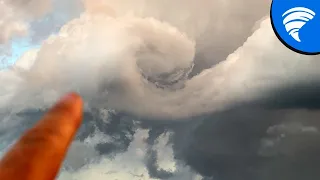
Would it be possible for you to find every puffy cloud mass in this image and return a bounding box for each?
[1,0,320,179]
[0,0,52,43]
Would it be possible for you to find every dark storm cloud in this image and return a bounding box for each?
[168,82,320,180]
[144,148,174,179]
[2,81,320,180]
[74,81,319,180]
[261,80,320,109]
[69,80,320,180]
[3,79,320,180]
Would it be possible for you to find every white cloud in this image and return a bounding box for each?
[59,130,200,180]
[2,13,319,119]
[0,0,52,44]
[1,0,320,179]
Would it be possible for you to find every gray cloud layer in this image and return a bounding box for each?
[2,0,320,180]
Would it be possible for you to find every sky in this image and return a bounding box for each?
[0,39,37,69]
[2,0,320,180]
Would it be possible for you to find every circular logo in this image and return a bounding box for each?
[271,0,320,55]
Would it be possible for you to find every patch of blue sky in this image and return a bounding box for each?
[0,0,81,70]
[0,38,40,70]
